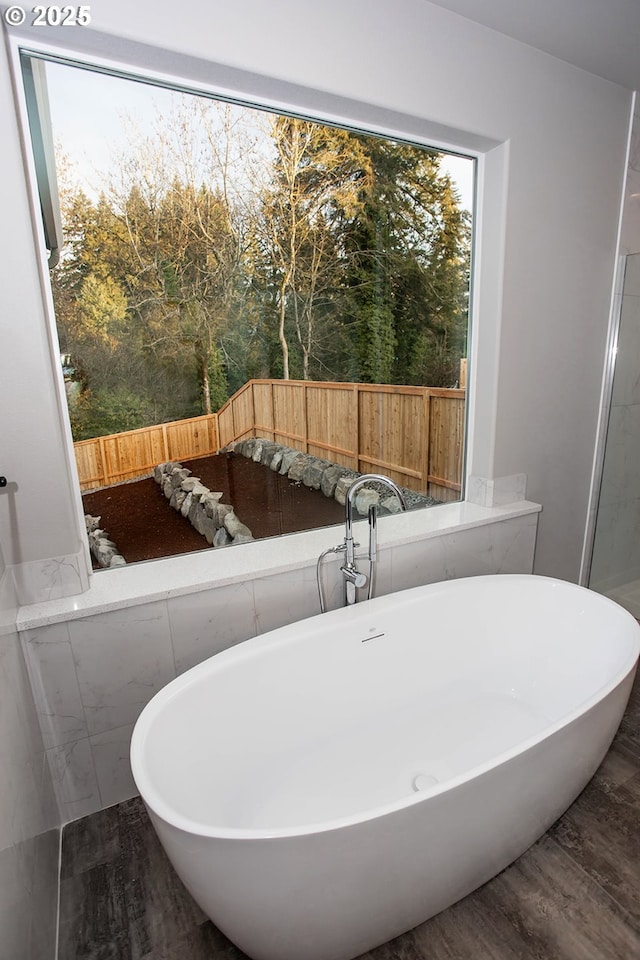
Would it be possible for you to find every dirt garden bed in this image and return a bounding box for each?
[82,450,345,567]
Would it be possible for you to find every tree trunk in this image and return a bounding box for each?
[279,278,290,380]
[200,356,212,415]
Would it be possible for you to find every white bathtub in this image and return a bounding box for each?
[130,574,639,960]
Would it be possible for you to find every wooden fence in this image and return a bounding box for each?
[75,379,466,500]
[74,414,220,492]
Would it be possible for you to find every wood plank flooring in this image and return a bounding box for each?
[58,672,640,960]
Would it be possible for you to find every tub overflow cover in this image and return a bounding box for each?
[412,773,439,792]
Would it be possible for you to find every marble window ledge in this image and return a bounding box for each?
[16,499,541,631]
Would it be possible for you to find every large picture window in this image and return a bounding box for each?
[22,52,475,569]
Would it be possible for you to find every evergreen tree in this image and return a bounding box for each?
[338,136,471,386]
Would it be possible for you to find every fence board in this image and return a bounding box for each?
[229,384,255,440]
[75,414,219,490]
[101,425,165,486]
[306,384,357,470]
[217,405,235,448]
[165,415,217,461]
[427,395,465,501]
[273,382,306,450]
[252,383,275,439]
[358,389,426,490]
[74,439,105,489]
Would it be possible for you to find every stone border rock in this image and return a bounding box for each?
[153,461,253,548]
[85,515,126,568]
[223,439,439,514]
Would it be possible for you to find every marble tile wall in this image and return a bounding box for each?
[12,548,90,607]
[0,568,60,960]
[467,473,527,508]
[22,513,538,822]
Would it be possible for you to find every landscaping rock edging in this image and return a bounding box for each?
[85,446,438,566]
[85,515,126,568]
[153,461,253,548]
[223,438,438,514]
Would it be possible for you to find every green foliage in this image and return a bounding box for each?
[353,302,396,384]
[335,135,470,386]
[69,386,157,440]
[53,99,471,441]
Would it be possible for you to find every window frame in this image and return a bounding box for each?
[9,32,495,595]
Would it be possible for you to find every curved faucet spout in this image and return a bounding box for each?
[345,473,407,536]
[343,474,407,605]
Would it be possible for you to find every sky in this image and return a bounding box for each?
[45,59,475,212]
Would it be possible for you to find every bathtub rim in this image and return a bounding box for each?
[130,574,640,841]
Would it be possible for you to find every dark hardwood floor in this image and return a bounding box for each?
[58,672,640,960]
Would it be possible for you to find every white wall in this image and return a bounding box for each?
[0,564,59,959]
[0,0,633,595]
[0,37,88,605]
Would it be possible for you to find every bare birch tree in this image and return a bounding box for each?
[259,117,367,379]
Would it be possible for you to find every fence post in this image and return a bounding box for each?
[353,384,360,472]
[210,414,219,453]
[303,382,309,453]
[98,436,108,487]
[270,381,275,441]
[422,390,431,495]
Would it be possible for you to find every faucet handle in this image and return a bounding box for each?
[340,565,368,589]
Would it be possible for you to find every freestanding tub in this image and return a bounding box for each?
[130,574,639,960]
